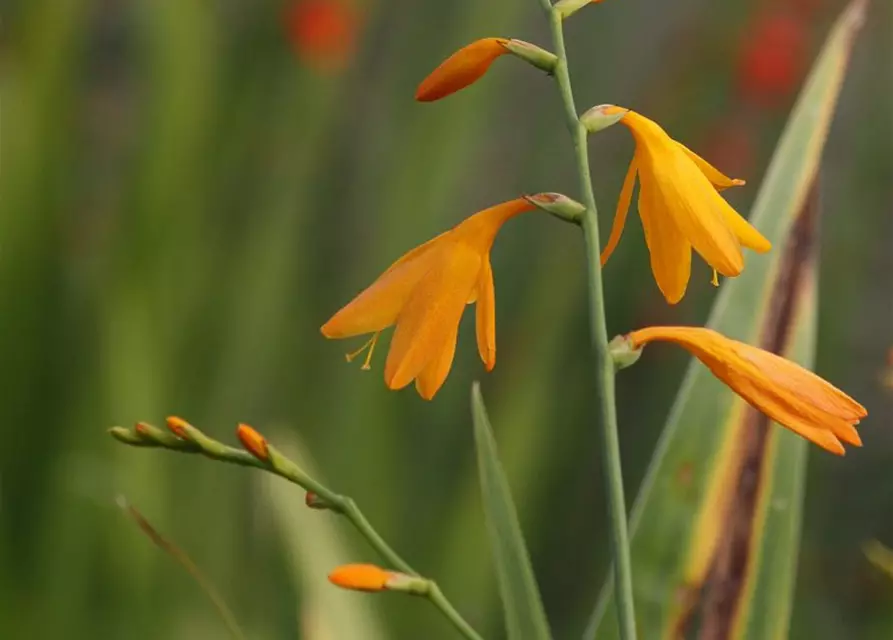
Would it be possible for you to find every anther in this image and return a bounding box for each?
[710,270,720,287]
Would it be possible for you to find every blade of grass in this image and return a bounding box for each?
[472,383,552,640]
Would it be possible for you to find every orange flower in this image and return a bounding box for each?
[328,564,395,592]
[628,327,867,455]
[416,38,509,102]
[595,106,771,304]
[322,198,534,399]
[284,0,358,72]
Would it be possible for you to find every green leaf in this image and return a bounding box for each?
[472,383,553,640]
[586,2,865,638]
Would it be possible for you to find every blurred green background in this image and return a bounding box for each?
[1,0,890,638]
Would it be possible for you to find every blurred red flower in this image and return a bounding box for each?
[737,12,808,107]
[285,0,358,72]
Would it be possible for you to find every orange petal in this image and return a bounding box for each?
[384,243,482,390]
[638,171,692,304]
[716,200,772,254]
[601,155,638,266]
[475,256,496,371]
[674,141,745,191]
[415,38,509,102]
[415,324,459,400]
[321,233,447,339]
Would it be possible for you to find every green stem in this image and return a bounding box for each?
[111,425,483,639]
[428,583,486,640]
[541,6,637,639]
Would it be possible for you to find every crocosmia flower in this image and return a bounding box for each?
[596,105,771,304]
[628,326,867,455]
[322,198,534,399]
[416,38,509,102]
[285,0,358,72]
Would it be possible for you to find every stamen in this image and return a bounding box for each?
[345,332,380,371]
[710,269,720,287]
[361,332,379,371]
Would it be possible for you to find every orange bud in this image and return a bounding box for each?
[328,564,395,592]
[416,38,509,102]
[236,423,269,461]
[166,416,192,439]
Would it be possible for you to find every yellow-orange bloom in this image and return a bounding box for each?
[328,564,395,592]
[416,38,509,102]
[597,106,771,304]
[629,326,867,455]
[321,198,534,399]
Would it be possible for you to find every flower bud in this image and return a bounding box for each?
[581,104,628,134]
[524,192,585,224]
[555,0,607,19]
[502,39,557,74]
[328,564,396,592]
[166,416,193,440]
[608,334,642,371]
[236,423,269,462]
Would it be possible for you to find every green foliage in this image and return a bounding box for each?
[472,383,552,640]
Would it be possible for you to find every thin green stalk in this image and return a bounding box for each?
[539,5,637,638]
[109,421,482,640]
[428,583,486,640]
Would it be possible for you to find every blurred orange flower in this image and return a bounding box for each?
[629,326,867,455]
[738,12,807,107]
[416,38,509,102]
[321,198,533,399]
[285,0,358,72]
[595,105,771,304]
[328,564,395,591]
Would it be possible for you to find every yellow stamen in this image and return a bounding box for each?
[345,332,380,370]
[711,269,720,287]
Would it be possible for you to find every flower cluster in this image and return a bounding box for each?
[320,10,865,457]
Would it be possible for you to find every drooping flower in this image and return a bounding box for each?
[321,198,534,399]
[594,105,771,304]
[628,326,867,455]
[284,0,358,72]
[328,564,395,592]
[416,38,510,102]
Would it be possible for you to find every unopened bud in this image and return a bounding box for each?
[609,334,643,371]
[524,192,585,224]
[305,491,332,510]
[108,426,145,446]
[236,423,269,462]
[555,0,607,20]
[328,564,396,592]
[503,39,558,75]
[581,104,628,134]
[166,416,193,440]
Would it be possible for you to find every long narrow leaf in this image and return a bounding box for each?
[472,383,553,640]
[587,2,865,638]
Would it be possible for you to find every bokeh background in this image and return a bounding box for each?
[2,0,891,638]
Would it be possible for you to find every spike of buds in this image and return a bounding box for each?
[524,192,586,224]
[581,104,628,134]
[502,39,558,74]
[236,423,269,462]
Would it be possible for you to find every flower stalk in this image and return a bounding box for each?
[539,3,637,637]
[110,420,483,640]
